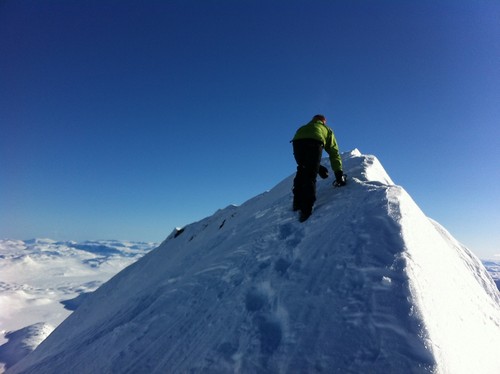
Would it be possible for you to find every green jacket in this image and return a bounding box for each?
[292,120,343,172]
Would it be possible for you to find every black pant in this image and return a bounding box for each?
[292,139,323,214]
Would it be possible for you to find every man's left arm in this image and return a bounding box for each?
[325,129,342,173]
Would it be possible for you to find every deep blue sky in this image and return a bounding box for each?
[1,0,499,258]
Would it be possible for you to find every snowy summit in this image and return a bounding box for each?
[8,150,500,374]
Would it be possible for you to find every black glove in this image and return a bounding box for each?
[318,165,329,179]
[333,170,347,187]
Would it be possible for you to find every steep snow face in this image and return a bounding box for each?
[384,188,500,374]
[9,150,500,374]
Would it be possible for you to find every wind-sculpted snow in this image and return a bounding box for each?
[8,150,500,374]
[0,324,53,372]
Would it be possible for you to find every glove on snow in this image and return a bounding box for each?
[318,165,329,179]
[333,170,347,187]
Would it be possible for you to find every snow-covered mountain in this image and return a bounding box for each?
[0,239,157,372]
[7,150,500,374]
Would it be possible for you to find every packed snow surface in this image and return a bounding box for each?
[8,150,500,374]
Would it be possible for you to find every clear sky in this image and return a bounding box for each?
[1,0,499,258]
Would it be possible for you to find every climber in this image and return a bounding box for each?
[291,114,346,221]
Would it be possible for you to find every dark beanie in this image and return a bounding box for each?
[312,114,326,122]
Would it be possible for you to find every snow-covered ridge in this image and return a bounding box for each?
[7,150,500,374]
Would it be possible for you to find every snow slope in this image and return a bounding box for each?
[483,260,500,290]
[0,239,156,372]
[8,150,500,374]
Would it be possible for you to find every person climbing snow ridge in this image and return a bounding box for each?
[291,114,346,222]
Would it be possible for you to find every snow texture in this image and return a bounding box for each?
[0,239,156,372]
[7,150,500,374]
[483,261,500,291]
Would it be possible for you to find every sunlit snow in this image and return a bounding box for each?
[4,150,500,374]
[0,239,156,372]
